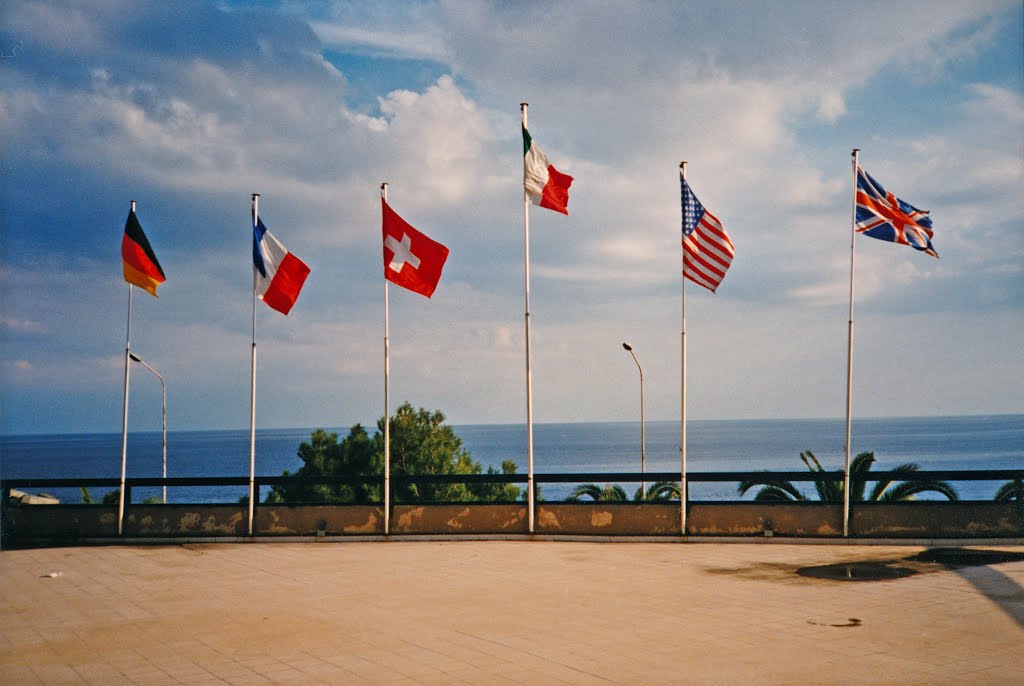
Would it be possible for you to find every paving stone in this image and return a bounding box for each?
[0,542,1021,684]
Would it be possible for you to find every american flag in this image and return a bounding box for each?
[681,175,734,293]
[855,166,937,258]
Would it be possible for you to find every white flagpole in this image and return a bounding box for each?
[843,150,859,537]
[248,193,259,536]
[520,102,536,533]
[381,182,391,536]
[117,200,135,536]
[679,163,688,536]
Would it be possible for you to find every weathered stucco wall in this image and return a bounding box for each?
[391,504,527,534]
[687,503,843,537]
[851,502,1022,538]
[3,504,118,542]
[123,505,247,537]
[536,503,681,535]
[3,501,1021,544]
[256,505,383,536]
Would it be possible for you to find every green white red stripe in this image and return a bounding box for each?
[523,126,573,215]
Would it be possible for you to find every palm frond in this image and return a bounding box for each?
[753,486,804,502]
[567,483,603,502]
[877,479,959,502]
[799,451,843,501]
[644,481,681,501]
[850,452,876,472]
[800,450,825,472]
[994,480,1024,502]
[606,484,629,501]
[738,476,806,501]
[568,483,628,502]
[867,461,918,501]
[847,452,875,502]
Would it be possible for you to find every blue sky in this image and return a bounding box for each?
[1,0,1021,434]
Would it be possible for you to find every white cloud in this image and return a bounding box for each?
[817,91,847,123]
[310,22,445,61]
[0,317,44,334]
[1,0,1020,432]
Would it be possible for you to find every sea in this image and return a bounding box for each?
[1,415,1021,505]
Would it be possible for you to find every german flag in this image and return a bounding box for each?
[122,209,166,296]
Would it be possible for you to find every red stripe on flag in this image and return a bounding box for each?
[261,251,310,315]
[122,235,166,282]
[538,164,573,215]
[684,218,734,293]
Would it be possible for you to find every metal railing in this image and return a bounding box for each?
[5,469,1020,507]
[4,467,1022,543]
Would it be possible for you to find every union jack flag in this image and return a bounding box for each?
[855,166,937,258]
[681,174,734,293]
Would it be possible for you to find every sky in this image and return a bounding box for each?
[0,0,1021,435]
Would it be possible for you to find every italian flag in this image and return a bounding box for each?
[523,126,573,215]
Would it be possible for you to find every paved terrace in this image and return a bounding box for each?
[1,541,1022,685]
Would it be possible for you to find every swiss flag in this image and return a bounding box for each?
[382,198,450,298]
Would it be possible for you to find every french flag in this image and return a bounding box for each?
[253,216,310,315]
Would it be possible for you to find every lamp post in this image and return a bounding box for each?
[622,342,646,497]
[129,352,166,504]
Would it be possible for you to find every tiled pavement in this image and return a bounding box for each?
[1,541,1022,684]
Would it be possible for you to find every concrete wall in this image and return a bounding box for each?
[536,503,680,535]
[851,502,1022,538]
[2,504,118,542]
[391,504,527,534]
[687,502,843,537]
[3,501,1021,544]
[124,505,248,537]
[256,505,384,536]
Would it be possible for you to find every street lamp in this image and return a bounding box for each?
[129,352,167,504]
[622,342,646,497]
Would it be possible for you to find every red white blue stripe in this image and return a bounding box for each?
[681,175,734,293]
[253,216,310,315]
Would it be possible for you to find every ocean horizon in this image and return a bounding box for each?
[2,414,1021,504]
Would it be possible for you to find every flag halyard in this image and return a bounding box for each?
[855,166,937,258]
[382,198,449,298]
[681,176,734,293]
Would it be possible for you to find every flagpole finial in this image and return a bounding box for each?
[130,200,136,212]
[851,148,859,157]
[252,193,260,199]
[520,102,528,109]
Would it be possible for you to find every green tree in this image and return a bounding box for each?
[469,460,524,503]
[266,426,377,504]
[737,451,959,502]
[267,402,522,504]
[80,487,161,505]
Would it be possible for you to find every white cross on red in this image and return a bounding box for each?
[384,233,420,273]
